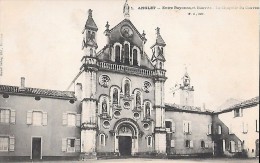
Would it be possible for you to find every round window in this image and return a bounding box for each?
[133,112,140,119]
[143,123,149,130]
[124,101,130,109]
[114,110,121,117]
[103,120,110,129]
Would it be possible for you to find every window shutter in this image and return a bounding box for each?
[172,122,176,133]
[62,138,67,152]
[190,140,193,148]
[171,140,175,147]
[9,136,15,151]
[208,124,212,135]
[76,114,81,127]
[205,141,209,148]
[245,123,248,133]
[240,108,243,117]
[5,110,10,123]
[10,110,16,124]
[42,112,48,126]
[183,122,186,133]
[27,111,33,125]
[189,122,192,133]
[75,139,80,152]
[62,113,67,125]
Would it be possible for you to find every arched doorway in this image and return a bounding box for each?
[118,126,132,156]
[114,119,139,156]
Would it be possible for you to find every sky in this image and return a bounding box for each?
[0,0,259,110]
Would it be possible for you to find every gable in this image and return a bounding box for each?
[109,19,144,49]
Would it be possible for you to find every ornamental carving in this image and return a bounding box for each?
[99,74,110,88]
[143,81,151,93]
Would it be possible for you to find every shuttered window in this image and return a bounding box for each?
[0,136,15,152]
[0,137,8,151]
[62,138,80,152]
[171,140,175,148]
[183,121,192,134]
[207,124,212,135]
[63,112,81,127]
[0,109,10,123]
[27,111,47,126]
[185,140,193,148]
[0,109,15,124]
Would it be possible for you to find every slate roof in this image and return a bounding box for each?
[151,33,166,48]
[0,85,75,100]
[165,103,213,114]
[155,34,166,46]
[84,10,98,31]
[215,96,259,114]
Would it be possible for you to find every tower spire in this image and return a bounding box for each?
[123,0,130,19]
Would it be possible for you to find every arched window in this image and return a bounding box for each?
[100,134,106,146]
[124,44,130,65]
[218,125,222,135]
[124,80,130,96]
[115,45,120,63]
[112,88,119,104]
[87,30,91,38]
[229,141,235,152]
[91,32,95,40]
[201,140,205,148]
[145,102,151,117]
[102,100,107,113]
[136,92,141,107]
[133,49,138,66]
[159,62,162,69]
[147,136,152,147]
[90,48,93,57]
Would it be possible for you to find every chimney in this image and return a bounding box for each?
[75,83,82,100]
[203,103,206,110]
[20,77,26,91]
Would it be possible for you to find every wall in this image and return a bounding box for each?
[165,110,213,156]
[95,70,155,155]
[0,93,80,158]
[216,104,259,157]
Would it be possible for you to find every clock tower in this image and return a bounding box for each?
[172,68,194,106]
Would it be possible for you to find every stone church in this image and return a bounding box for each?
[0,0,258,161]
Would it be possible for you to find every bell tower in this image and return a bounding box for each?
[80,9,98,160]
[151,27,167,155]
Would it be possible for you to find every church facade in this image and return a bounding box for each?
[0,1,259,161]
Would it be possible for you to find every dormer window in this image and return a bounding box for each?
[234,108,243,117]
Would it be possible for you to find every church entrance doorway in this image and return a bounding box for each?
[119,136,132,156]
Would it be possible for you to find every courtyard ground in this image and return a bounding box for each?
[5,158,259,163]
